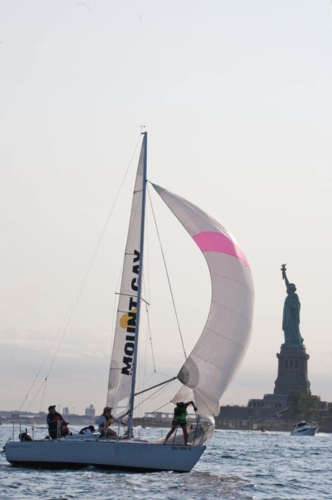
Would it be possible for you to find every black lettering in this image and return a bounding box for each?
[132,264,139,275]
[131,278,138,291]
[121,357,132,375]
[125,343,134,356]
[121,250,141,376]
[127,311,136,329]
[128,297,137,310]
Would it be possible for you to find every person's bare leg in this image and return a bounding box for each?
[182,427,188,445]
[164,425,177,443]
[107,428,117,437]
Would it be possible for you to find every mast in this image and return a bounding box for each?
[127,131,148,438]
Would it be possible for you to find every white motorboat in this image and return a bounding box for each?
[5,132,254,471]
[291,421,318,436]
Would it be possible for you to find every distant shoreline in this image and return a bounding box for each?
[2,417,331,433]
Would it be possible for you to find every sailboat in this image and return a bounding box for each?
[5,132,254,472]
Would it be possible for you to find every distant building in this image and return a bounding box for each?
[248,394,287,410]
[63,407,69,416]
[144,411,195,420]
[85,404,95,417]
[145,411,173,419]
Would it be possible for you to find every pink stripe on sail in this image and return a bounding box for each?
[193,231,250,269]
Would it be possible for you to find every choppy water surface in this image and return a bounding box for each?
[1,425,331,500]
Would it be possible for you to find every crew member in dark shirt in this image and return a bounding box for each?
[47,405,67,440]
[164,401,197,446]
[79,425,96,435]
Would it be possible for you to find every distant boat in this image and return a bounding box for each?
[5,132,254,472]
[291,421,318,436]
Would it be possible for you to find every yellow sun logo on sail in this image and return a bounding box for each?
[120,308,137,329]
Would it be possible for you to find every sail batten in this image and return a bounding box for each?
[151,183,254,421]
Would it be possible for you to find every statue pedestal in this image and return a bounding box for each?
[274,345,310,395]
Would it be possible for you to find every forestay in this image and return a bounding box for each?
[106,142,145,417]
[152,184,254,419]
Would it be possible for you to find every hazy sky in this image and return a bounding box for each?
[1,0,332,416]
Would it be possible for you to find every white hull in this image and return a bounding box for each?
[291,423,318,436]
[5,438,205,472]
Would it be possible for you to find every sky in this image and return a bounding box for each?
[1,0,332,416]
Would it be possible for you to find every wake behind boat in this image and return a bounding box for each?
[5,132,254,472]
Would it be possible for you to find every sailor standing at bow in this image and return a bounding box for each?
[164,401,197,446]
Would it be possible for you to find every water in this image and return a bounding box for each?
[1,425,331,499]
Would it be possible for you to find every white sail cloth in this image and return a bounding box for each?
[106,142,145,417]
[152,184,254,418]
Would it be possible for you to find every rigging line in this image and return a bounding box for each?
[39,377,48,413]
[137,335,141,418]
[19,326,69,410]
[138,325,150,415]
[150,377,175,400]
[142,305,149,389]
[21,134,143,411]
[140,371,155,392]
[25,378,47,412]
[110,288,118,350]
[133,378,176,411]
[147,184,187,360]
[143,195,151,306]
[139,365,178,393]
[142,208,152,389]
[142,368,178,385]
[139,369,175,392]
[149,400,173,414]
[154,370,177,379]
[44,134,143,382]
[137,300,148,415]
[145,303,156,372]
[19,372,43,412]
[134,376,177,397]
[134,383,168,412]
[19,325,67,410]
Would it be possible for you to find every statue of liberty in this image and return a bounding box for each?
[281,264,304,347]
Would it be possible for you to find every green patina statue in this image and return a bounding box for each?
[281,264,304,348]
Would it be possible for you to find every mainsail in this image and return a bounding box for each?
[106,140,146,417]
[152,184,254,418]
